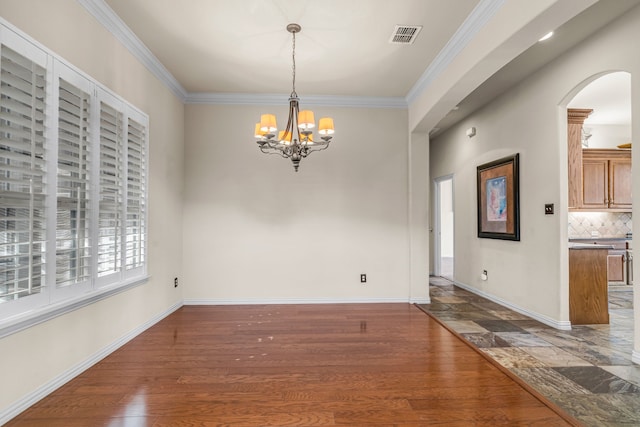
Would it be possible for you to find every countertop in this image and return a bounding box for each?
[568,243,615,250]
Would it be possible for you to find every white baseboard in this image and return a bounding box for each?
[633,350,640,365]
[0,301,182,426]
[183,297,410,305]
[453,280,572,330]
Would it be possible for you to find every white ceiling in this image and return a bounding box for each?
[97,0,640,133]
[104,0,479,97]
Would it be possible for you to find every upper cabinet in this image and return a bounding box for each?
[567,108,632,212]
[579,149,631,211]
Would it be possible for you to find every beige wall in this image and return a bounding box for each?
[430,3,640,342]
[0,0,184,414]
[183,104,413,302]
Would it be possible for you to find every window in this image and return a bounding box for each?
[0,23,149,329]
[0,45,47,305]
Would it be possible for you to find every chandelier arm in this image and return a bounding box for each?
[304,144,331,155]
[261,145,291,159]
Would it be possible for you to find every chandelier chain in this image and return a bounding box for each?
[291,30,297,97]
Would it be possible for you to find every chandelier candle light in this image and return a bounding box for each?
[254,23,335,172]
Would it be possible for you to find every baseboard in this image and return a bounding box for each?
[633,350,640,365]
[183,297,410,305]
[0,301,183,426]
[453,280,572,330]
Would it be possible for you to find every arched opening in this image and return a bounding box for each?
[564,71,633,347]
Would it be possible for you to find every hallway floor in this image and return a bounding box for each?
[419,278,639,427]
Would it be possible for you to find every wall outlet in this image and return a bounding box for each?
[360,274,367,283]
[481,270,488,281]
[174,277,178,288]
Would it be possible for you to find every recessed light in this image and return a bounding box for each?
[539,31,553,42]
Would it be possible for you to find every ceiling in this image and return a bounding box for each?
[100,0,640,133]
[104,0,479,97]
[433,0,640,135]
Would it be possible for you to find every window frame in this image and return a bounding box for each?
[0,19,149,337]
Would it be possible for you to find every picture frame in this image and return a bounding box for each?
[477,153,520,241]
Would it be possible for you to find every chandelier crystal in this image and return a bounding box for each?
[254,23,335,172]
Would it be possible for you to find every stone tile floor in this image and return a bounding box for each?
[419,277,639,427]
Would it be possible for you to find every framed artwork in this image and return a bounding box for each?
[477,154,520,241]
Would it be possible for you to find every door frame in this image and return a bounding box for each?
[434,174,454,279]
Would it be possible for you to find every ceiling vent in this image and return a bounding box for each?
[389,25,423,44]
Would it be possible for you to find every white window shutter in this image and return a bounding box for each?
[55,76,92,291]
[125,115,146,274]
[0,44,47,304]
[96,98,123,282]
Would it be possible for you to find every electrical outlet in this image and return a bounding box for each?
[360,274,367,283]
[481,270,488,281]
[174,277,178,288]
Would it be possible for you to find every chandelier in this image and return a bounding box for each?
[254,23,335,172]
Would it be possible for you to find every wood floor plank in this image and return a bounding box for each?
[5,304,577,426]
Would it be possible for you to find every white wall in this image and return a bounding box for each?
[430,3,640,341]
[183,104,412,302]
[586,124,631,148]
[0,0,184,416]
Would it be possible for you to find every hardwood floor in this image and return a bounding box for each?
[7,304,577,426]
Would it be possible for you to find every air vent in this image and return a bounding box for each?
[389,25,423,44]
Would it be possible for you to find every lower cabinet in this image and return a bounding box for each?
[607,250,625,282]
[569,248,609,325]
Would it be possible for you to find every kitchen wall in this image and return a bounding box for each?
[585,124,632,148]
[568,212,632,238]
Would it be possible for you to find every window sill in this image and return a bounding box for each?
[0,275,150,339]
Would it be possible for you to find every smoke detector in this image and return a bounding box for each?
[389,25,423,44]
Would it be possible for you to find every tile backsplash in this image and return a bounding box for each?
[568,212,632,239]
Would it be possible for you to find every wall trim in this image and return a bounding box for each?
[406,0,505,104]
[183,297,410,305]
[453,280,572,330]
[0,301,183,426]
[77,0,188,101]
[633,350,640,365]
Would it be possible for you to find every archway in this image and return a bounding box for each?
[563,71,635,362]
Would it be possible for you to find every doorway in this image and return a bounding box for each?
[435,175,454,280]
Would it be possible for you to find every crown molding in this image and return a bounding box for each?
[77,0,188,101]
[186,92,407,108]
[405,0,505,104]
[78,0,499,109]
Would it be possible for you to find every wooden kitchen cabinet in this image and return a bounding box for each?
[609,158,632,208]
[569,247,609,324]
[607,251,625,282]
[578,149,631,211]
[582,157,608,208]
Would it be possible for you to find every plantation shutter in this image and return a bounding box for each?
[125,117,146,272]
[97,101,123,279]
[56,78,91,288]
[0,45,47,303]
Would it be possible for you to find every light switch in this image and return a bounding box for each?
[545,203,554,215]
